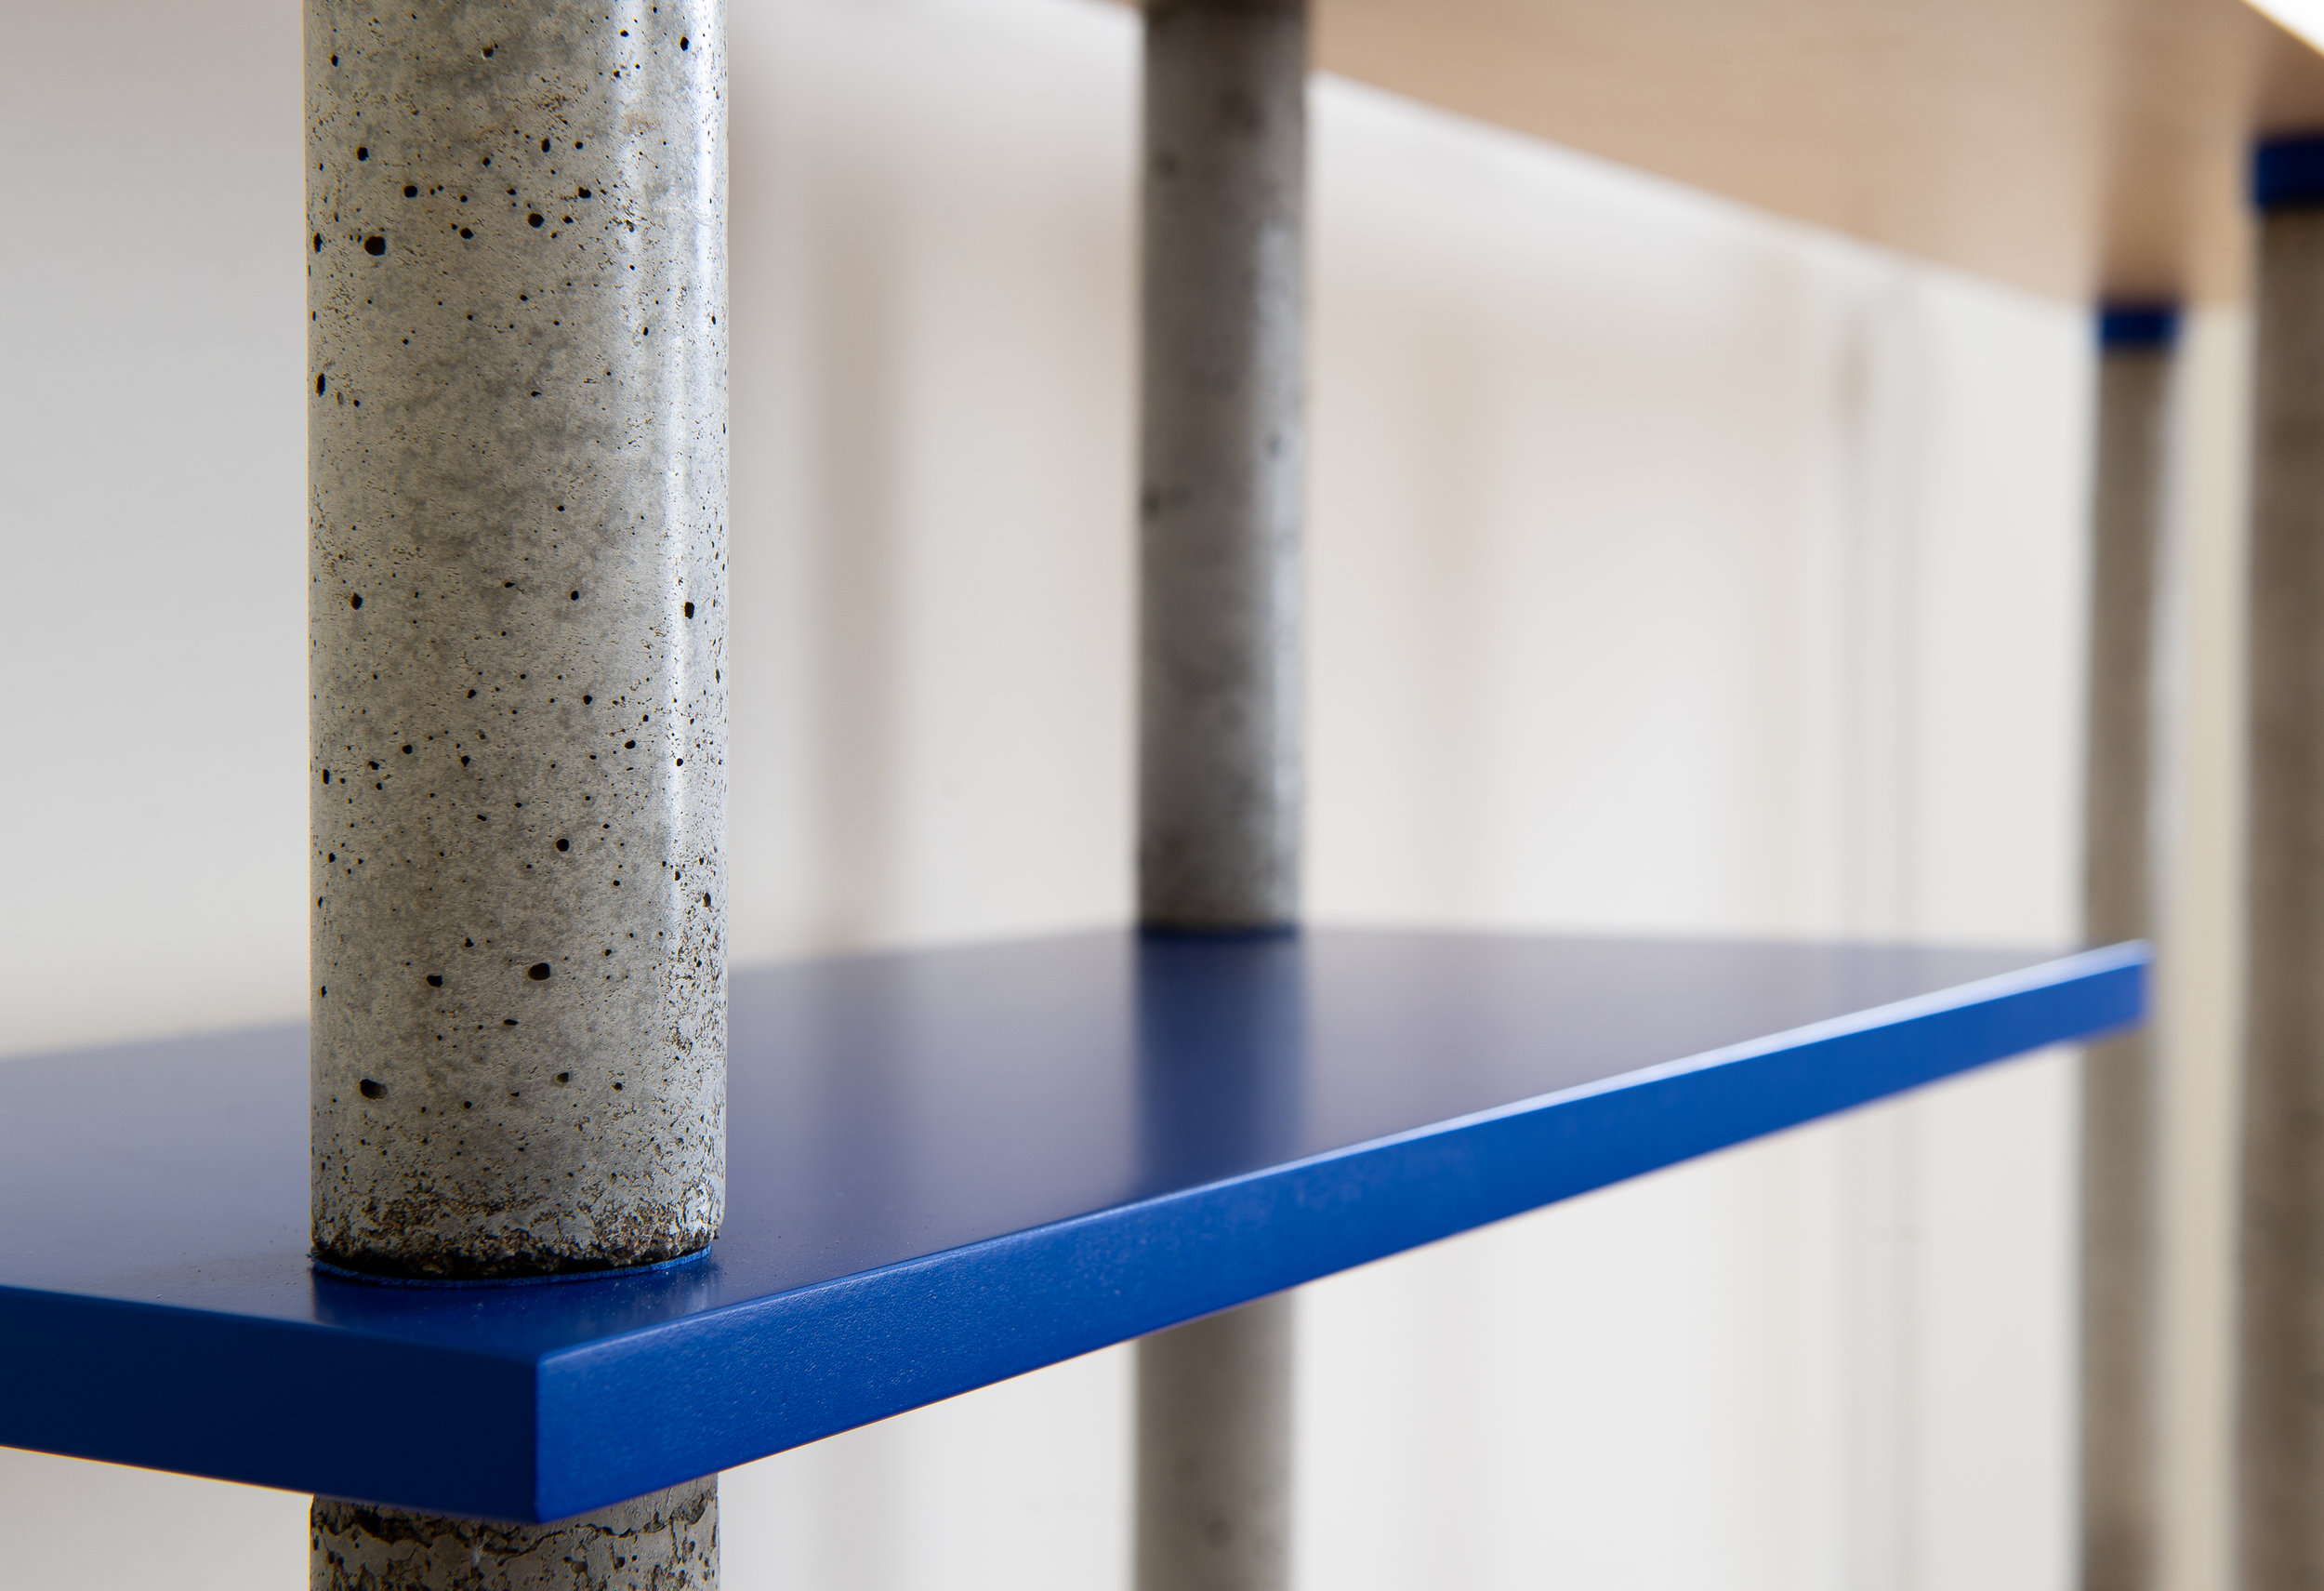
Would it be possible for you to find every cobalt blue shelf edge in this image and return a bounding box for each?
[0,928,2146,1522]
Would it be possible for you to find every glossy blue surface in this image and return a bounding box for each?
[0,928,2143,1522]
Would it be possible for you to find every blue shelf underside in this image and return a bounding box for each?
[0,928,2144,1522]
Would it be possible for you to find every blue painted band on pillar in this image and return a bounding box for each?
[2254,136,2324,210]
[2098,306,2180,350]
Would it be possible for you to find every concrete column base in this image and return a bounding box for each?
[310,1478,716,1590]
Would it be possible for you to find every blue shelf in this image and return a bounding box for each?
[0,928,2142,1522]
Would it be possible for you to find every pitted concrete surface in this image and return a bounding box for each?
[2241,206,2324,1591]
[308,0,727,1278]
[311,1479,716,1590]
[1137,0,1307,930]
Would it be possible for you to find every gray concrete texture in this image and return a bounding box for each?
[1136,7,1306,1588]
[307,0,728,1279]
[2242,205,2324,1591]
[2080,339,2171,1591]
[1138,1295,1295,1591]
[1137,0,1308,930]
[311,1480,716,1590]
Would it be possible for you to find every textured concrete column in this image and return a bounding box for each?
[2080,305,2174,1591]
[306,1,724,1581]
[311,1479,716,1590]
[2240,138,2324,1591]
[1137,0,1306,932]
[308,0,726,1279]
[1136,5,1306,1591]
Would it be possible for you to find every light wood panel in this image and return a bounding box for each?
[1130,0,2324,299]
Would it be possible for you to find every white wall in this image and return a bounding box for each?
[0,0,2113,1586]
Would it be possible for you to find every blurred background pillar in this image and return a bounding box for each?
[2238,136,2324,1591]
[2080,304,2176,1591]
[1135,1,1307,1588]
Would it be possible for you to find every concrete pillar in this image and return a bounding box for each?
[2239,136,2324,1591]
[1135,4,1306,1590]
[311,1479,716,1589]
[1137,0,1307,933]
[1138,1295,1296,1591]
[307,0,726,1279]
[305,0,724,1581]
[2080,305,2175,1591]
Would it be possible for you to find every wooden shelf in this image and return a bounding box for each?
[0,928,2141,1522]
[1128,0,2324,299]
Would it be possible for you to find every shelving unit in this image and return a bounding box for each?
[24,0,2317,1575]
[0,928,2140,1521]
